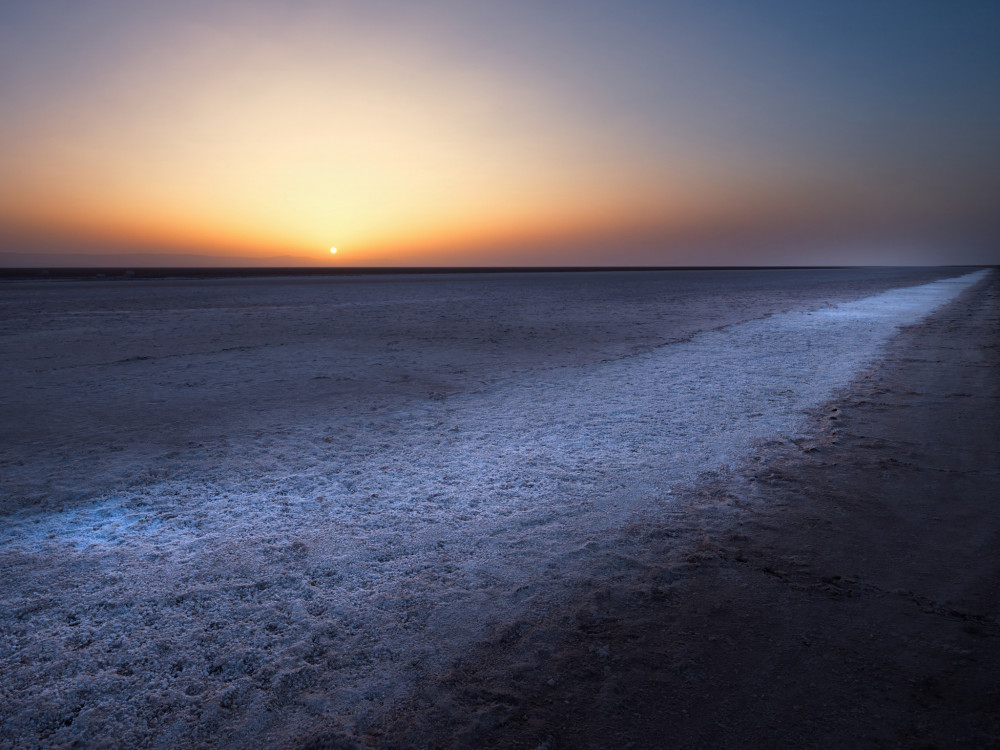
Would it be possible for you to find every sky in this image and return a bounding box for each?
[1,0,998,267]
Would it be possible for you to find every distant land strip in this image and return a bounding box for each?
[1,265,992,281]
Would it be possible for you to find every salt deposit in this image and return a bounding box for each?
[0,268,988,747]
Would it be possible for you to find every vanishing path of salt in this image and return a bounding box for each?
[0,270,988,748]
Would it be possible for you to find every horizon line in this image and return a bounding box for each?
[2,264,992,281]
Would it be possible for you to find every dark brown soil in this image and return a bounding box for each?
[374,273,1000,749]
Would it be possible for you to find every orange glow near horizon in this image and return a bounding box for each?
[2,3,997,266]
[0,6,819,266]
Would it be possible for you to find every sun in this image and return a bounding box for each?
[329,247,337,254]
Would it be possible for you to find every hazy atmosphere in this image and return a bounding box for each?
[2,3,999,749]
[1,0,998,266]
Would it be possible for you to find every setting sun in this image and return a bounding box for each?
[0,2,996,268]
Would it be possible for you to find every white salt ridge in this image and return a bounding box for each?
[0,269,988,747]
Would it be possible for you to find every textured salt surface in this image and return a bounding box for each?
[0,268,965,509]
[0,268,988,747]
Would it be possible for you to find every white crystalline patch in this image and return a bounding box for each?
[0,269,988,747]
[1,270,987,554]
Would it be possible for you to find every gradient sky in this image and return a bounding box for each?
[1,0,998,266]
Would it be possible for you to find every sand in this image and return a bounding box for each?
[0,267,996,748]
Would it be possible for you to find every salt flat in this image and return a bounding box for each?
[0,267,990,747]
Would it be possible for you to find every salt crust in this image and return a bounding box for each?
[0,269,988,747]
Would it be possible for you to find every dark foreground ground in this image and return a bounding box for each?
[358,274,1000,749]
[0,270,995,748]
